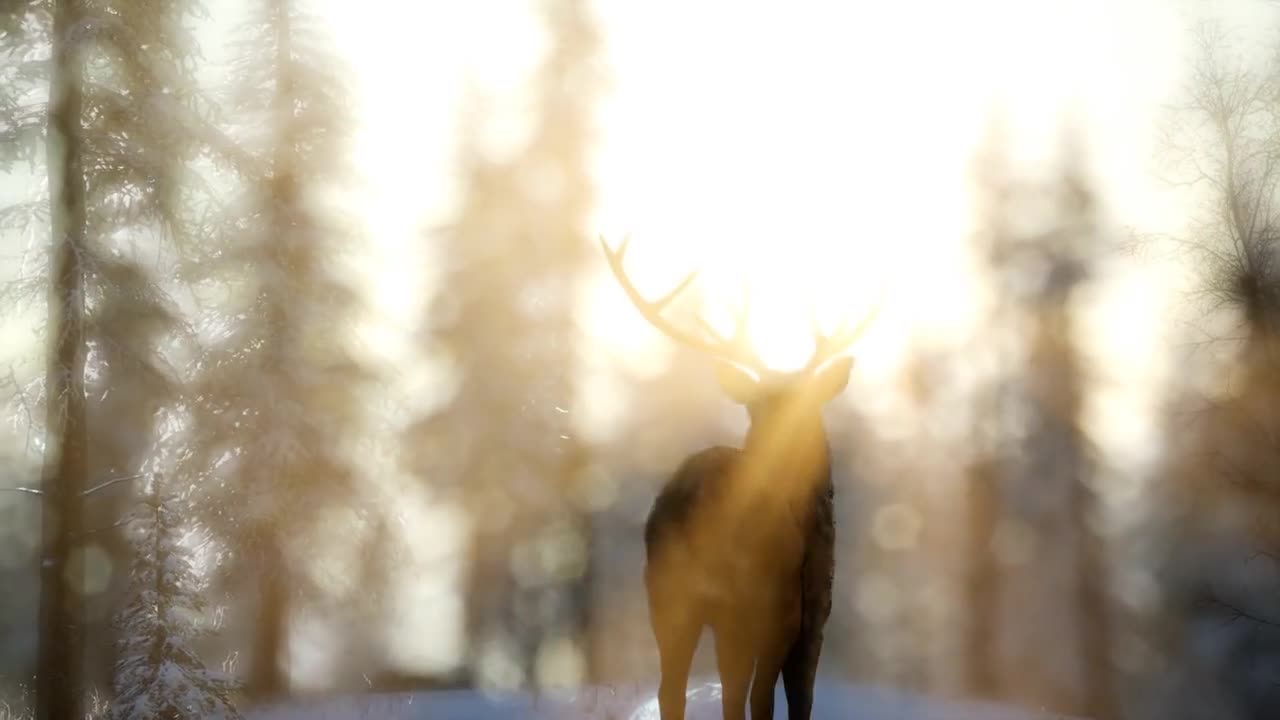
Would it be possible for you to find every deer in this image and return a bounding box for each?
[599,236,879,720]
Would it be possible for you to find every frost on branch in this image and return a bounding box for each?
[107,474,242,720]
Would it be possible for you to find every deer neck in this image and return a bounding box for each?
[738,415,832,507]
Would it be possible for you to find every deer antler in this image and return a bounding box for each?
[599,235,771,376]
[805,290,884,371]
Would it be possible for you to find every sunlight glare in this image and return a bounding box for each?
[583,0,1185,386]
[307,0,1199,677]
[586,1,985,376]
[321,0,548,365]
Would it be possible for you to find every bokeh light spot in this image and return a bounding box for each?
[534,635,585,688]
[991,519,1038,567]
[67,544,113,596]
[871,502,922,552]
[855,571,898,623]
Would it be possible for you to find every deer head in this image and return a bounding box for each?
[599,234,879,436]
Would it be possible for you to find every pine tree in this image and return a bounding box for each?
[2,0,228,711]
[1021,152,1117,720]
[183,0,371,698]
[967,123,1117,718]
[106,474,241,720]
[76,0,219,687]
[406,0,603,689]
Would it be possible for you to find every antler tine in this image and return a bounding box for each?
[696,283,751,342]
[809,306,824,342]
[599,235,756,368]
[652,271,700,311]
[695,282,771,376]
[808,293,884,369]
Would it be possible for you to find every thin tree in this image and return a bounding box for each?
[34,1,92,716]
[1157,21,1280,351]
[963,118,1013,701]
[1145,20,1280,716]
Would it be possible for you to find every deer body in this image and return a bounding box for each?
[645,372,842,720]
[598,235,875,720]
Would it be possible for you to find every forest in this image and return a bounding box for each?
[2,0,1280,719]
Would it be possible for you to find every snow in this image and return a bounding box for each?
[247,678,1084,720]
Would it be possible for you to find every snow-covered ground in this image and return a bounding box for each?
[247,678,1084,719]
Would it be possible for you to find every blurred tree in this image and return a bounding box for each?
[968,121,1118,719]
[826,343,950,691]
[1022,151,1117,720]
[893,343,979,694]
[406,0,603,690]
[962,118,1015,703]
[181,0,370,699]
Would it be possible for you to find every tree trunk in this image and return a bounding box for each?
[244,0,295,699]
[36,1,89,718]
[565,447,595,684]
[965,455,1000,699]
[1044,304,1118,720]
[1075,481,1118,720]
[247,542,289,698]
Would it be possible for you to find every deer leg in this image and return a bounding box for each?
[749,632,792,720]
[651,603,698,720]
[713,626,754,720]
[781,630,823,720]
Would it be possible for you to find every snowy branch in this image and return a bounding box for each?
[82,472,146,497]
[0,472,147,500]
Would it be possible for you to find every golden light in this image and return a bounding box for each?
[319,0,1188,381]
[585,1,991,377]
[305,0,1197,683]
[322,0,549,368]
[579,0,1188,387]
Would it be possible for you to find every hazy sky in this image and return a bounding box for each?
[319,0,1224,450]
[318,0,1263,375]
[2,0,1275,492]
[0,0,1271,367]
[304,0,1280,501]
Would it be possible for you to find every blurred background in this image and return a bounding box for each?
[3,0,1280,718]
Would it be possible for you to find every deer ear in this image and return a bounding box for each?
[714,361,760,405]
[814,355,853,400]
